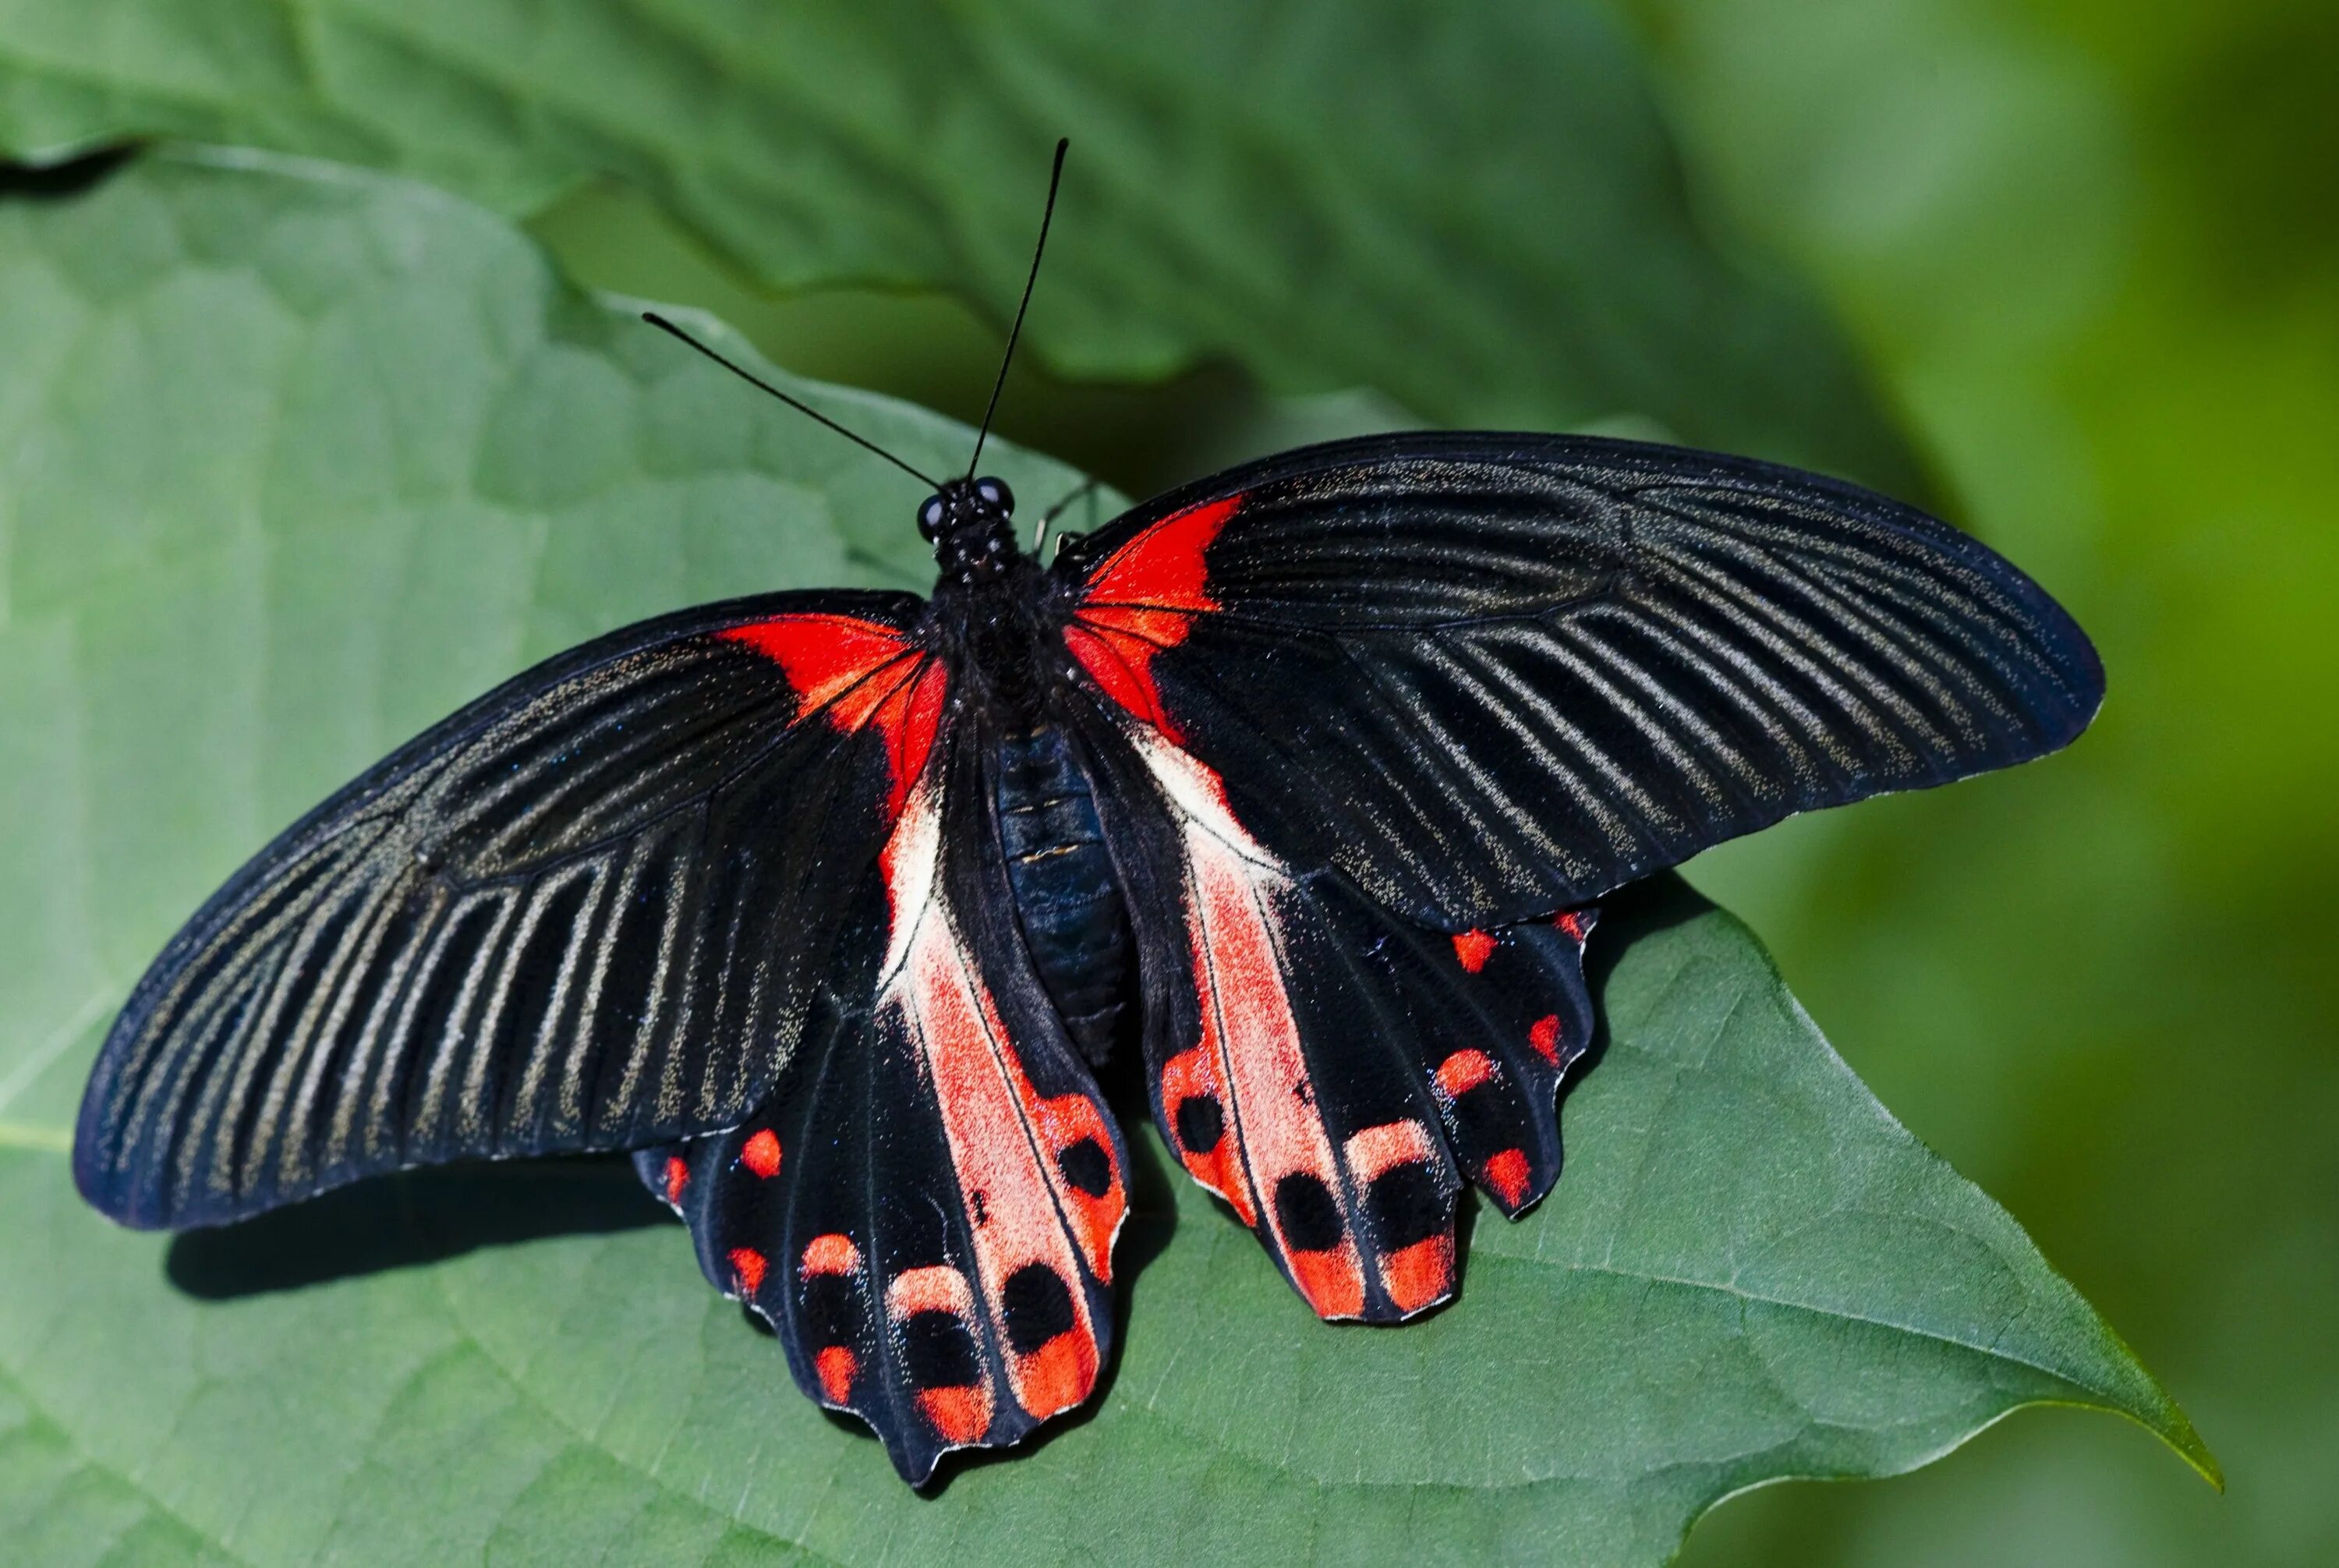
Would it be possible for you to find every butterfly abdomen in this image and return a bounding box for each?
[993,724,1128,1064]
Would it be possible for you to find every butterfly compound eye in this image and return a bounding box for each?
[975,476,1014,515]
[918,495,947,540]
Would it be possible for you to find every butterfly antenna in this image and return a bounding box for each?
[640,312,941,490]
[967,137,1069,480]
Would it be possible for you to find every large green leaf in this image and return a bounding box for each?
[0,154,2206,1566]
[0,0,1919,493]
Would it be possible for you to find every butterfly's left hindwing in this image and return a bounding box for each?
[636,734,1127,1483]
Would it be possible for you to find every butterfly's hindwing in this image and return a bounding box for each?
[76,592,936,1228]
[1060,433,2104,927]
[637,735,1126,1482]
[1074,698,1595,1321]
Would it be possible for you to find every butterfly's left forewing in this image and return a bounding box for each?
[76,592,941,1228]
[637,734,1127,1483]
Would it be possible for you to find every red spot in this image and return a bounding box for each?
[717,614,943,815]
[1433,1049,1497,1099]
[662,1156,688,1206]
[918,1385,992,1445]
[1555,910,1589,943]
[888,1265,974,1318]
[1451,929,1496,972]
[814,1345,858,1404]
[1527,1014,1562,1065]
[1014,1329,1099,1418]
[1484,1148,1532,1209]
[1160,1045,1254,1226]
[800,1233,862,1278]
[727,1247,767,1296]
[1379,1234,1455,1315]
[1286,1248,1367,1318]
[739,1128,781,1179]
[1066,494,1241,739]
[1343,1120,1436,1182]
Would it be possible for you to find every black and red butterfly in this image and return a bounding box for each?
[73,144,2102,1484]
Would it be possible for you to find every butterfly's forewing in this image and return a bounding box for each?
[1060,432,2105,929]
[75,592,944,1229]
[636,731,1127,1482]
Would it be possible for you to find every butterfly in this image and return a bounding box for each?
[72,143,2103,1484]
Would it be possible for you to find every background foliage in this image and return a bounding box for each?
[3,0,2329,1562]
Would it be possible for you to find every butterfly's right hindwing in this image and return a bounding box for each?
[76,590,941,1229]
[1070,698,1596,1323]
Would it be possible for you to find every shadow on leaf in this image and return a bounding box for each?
[165,1155,669,1299]
[0,146,139,203]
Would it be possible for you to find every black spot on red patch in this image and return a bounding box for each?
[1057,1136,1112,1198]
[900,1310,982,1390]
[1368,1163,1448,1250]
[1174,1094,1225,1155]
[1273,1172,1346,1253]
[1001,1263,1077,1355]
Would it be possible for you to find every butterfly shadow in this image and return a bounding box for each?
[165,1154,669,1300]
[0,146,138,203]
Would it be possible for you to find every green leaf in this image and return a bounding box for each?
[0,154,2206,1566]
[0,0,1919,494]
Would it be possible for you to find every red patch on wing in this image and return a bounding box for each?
[739,1128,781,1178]
[1555,910,1590,944]
[1380,1236,1456,1315]
[918,1386,992,1446]
[719,613,943,814]
[888,1265,974,1318]
[1343,1120,1437,1180]
[1184,811,1364,1318]
[1065,494,1240,741]
[727,1247,767,1296]
[1484,1148,1532,1208]
[1527,1014,1562,1066]
[1286,1251,1365,1316]
[875,778,1119,1421]
[1451,929,1496,973]
[1433,1049,1497,1099]
[1341,1122,1453,1314]
[1015,1329,1099,1418]
[800,1233,862,1278]
[1159,1044,1255,1226]
[814,1345,858,1404]
[662,1156,689,1206]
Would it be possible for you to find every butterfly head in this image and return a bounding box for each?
[918,476,1021,584]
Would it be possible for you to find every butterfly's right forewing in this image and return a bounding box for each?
[1060,433,2105,929]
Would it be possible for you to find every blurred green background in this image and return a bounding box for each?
[5,0,2331,1559]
